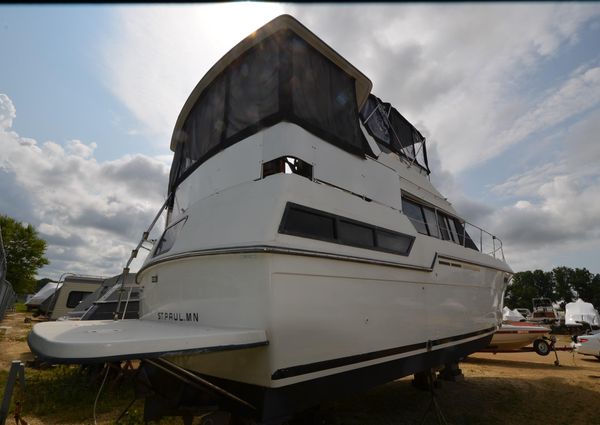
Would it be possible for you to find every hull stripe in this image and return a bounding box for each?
[271,326,496,380]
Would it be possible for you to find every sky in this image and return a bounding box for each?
[1,3,600,280]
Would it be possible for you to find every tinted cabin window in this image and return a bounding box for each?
[448,218,460,243]
[436,212,451,241]
[280,203,413,256]
[155,218,187,257]
[282,207,336,241]
[376,230,412,254]
[401,198,428,235]
[338,220,375,248]
[422,207,440,238]
[402,195,478,250]
[66,291,91,308]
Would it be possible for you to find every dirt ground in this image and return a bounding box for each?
[2,311,600,424]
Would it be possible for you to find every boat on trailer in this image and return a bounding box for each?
[485,321,551,353]
[29,15,512,424]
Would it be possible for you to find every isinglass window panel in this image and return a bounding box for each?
[168,29,370,192]
[226,36,280,138]
[154,218,188,257]
[291,36,364,153]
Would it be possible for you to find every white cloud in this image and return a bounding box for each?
[0,93,16,130]
[101,4,600,177]
[66,139,97,159]
[0,94,169,279]
[486,108,600,271]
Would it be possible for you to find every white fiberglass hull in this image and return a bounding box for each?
[139,250,505,388]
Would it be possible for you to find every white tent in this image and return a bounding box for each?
[565,298,600,327]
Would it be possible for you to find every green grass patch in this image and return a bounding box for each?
[14,303,27,313]
[0,364,184,424]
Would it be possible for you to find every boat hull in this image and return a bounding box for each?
[139,250,505,389]
[485,322,550,351]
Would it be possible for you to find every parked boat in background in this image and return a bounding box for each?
[565,299,600,330]
[60,273,138,320]
[486,322,551,353]
[530,297,560,325]
[25,281,62,314]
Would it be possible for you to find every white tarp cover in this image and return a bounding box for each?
[502,306,526,321]
[565,298,600,326]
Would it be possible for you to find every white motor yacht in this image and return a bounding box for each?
[29,15,512,423]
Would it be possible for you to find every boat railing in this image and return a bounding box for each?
[462,221,505,261]
[113,193,172,320]
[409,214,505,261]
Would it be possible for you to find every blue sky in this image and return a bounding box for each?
[0,6,160,161]
[1,3,600,279]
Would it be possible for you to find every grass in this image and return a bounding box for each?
[14,303,27,313]
[0,364,178,424]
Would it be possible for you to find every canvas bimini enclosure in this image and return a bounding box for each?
[29,15,512,424]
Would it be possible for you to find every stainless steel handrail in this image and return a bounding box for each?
[405,214,505,261]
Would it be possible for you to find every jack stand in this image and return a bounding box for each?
[412,369,440,391]
[439,362,464,382]
[0,361,26,425]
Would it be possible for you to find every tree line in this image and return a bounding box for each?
[505,267,600,311]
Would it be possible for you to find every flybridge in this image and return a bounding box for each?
[361,94,430,173]
[167,15,430,194]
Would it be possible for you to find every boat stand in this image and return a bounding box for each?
[134,358,260,425]
[0,361,26,425]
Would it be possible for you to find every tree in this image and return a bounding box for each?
[504,271,539,309]
[552,266,574,307]
[0,215,49,293]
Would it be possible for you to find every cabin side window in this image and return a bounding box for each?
[280,203,413,256]
[154,217,188,257]
[401,196,478,250]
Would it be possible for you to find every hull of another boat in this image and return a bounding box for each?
[485,322,550,351]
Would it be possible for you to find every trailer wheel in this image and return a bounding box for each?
[533,339,551,356]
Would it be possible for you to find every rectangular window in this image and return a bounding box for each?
[401,198,428,234]
[447,218,460,243]
[280,203,413,256]
[281,206,336,241]
[66,291,92,308]
[437,212,451,241]
[454,220,479,251]
[422,207,440,238]
[155,217,188,257]
[338,220,375,248]
[375,230,412,255]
